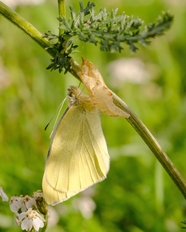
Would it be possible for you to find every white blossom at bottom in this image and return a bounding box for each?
[10,196,37,213]
[17,208,45,231]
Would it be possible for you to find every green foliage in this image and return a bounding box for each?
[44,1,173,74]
[65,4,173,52]
[182,220,186,229]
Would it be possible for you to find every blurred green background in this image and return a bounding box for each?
[1,0,186,231]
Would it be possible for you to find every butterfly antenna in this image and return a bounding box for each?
[44,96,68,138]
[50,96,68,138]
[77,82,86,98]
[45,118,53,131]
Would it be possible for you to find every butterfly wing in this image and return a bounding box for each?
[42,99,109,205]
[42,172,78,205]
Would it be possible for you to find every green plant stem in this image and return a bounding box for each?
[58,0,66,18]
[0,1,56,57]
[58,0,66,35]
[112,92,186,199]
[1,1,186,200]
[41,213,48,232]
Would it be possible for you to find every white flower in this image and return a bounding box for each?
[10,196,25,213]
[47,206,59,228]
[17,209,45,231]
[77,196,96,219]
[10,195,37,213]
[72,188,96,219]
[0,187,8,201]
[107,58,151,87]
[23,195,37,210]
[1,0,45,8]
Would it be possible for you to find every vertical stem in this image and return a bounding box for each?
[58,0,66,35]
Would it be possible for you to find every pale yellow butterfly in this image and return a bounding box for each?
[71,58,130,118]
[42,86,110,205]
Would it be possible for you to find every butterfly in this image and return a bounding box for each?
[42,86,110,205]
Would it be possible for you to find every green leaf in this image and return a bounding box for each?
[44,2,173,73]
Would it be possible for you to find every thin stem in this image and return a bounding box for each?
[58,0,66,35]
[58,0,66,18]
[113,92,186,199]
[41,213,48,232]
[0,1,56,57]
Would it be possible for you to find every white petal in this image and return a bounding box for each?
[25,197,36,209]
[0,187,8,201]
[21,218,33,231]
[21,204,27,212]
[17,212,26,221]
[10,196,23,213]
[32,217,44,231]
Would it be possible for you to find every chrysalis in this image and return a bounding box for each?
[72,58,130,118]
